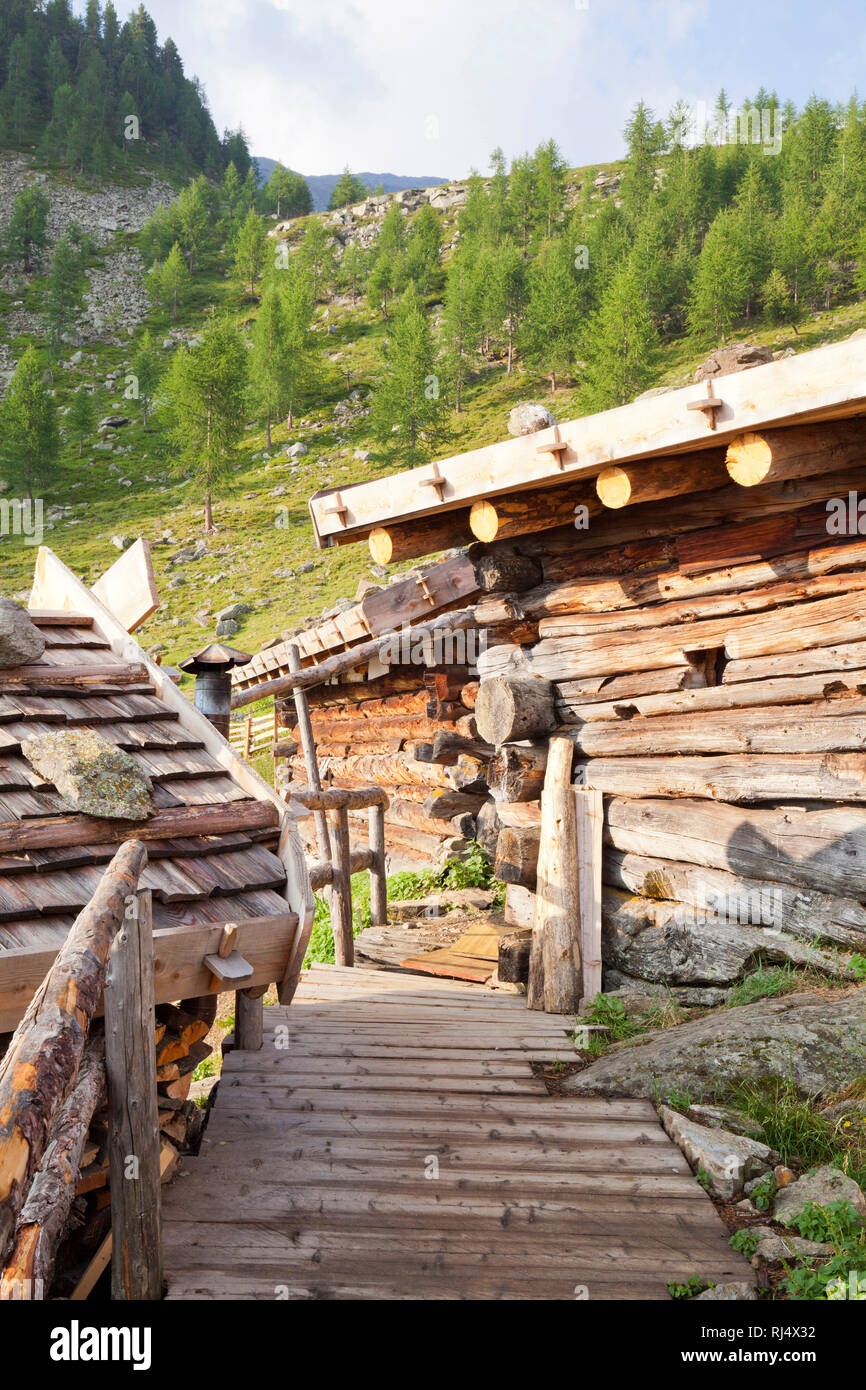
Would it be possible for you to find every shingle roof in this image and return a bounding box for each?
[0,610,288,955]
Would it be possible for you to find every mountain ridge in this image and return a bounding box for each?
[254,158,450,210]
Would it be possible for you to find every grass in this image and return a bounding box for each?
[729,1078,866,1191]
[726,963,816,1006]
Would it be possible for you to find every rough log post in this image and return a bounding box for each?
[725,421,865,488]
[488,743,548,802]
[498,929,532,985]
[495,823,542,889]
[527,739,582,1014]
[330,806,355,966]
[574,787,603,1000]
[0,1034,105,1300]
[0,839,146,1266]
[236,990,264,1050]
[288,644,331,868]
[595,449,727,509]
[105,887,162,1301]
[369,803,387,927]
[476,674,556,746]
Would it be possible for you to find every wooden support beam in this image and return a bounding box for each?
[470,483,600,543]
[288,644,331,871]
[0,801,278,856]
[725,421,865,488]
[594,449,727,509]
[574,787,603,1001]
[105,887,162,1301]
[368,510,474,565]
[0,840,146,1266]
[235,990,264,1051]
[528,738,581,1014]
[369,803,387,928]
[330,806,354,967]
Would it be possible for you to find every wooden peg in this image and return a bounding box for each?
[419,462,447,499]
[535,425,571,468]
[687,379,724,430]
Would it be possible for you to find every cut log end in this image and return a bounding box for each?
[595,466,632,509]
[368,527,395,566]
[726,432,774,487]
[469,500,499,544]
[476,675,556,746]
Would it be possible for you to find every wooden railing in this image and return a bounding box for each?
[229,706,279,759]
[288,786,388,966]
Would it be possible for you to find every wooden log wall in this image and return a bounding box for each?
[468,418,866,1003]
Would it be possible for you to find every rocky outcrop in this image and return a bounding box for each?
[750,1226,833,1262]
[22,729,156,820]
[772,1165,866,1226]
[693,342,774,381]
[694,1281,757,1301]
[659,1106,775,1198]
[562,989,866,1099]
[0,599,45,666]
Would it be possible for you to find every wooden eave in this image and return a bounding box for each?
[308,337,866,547]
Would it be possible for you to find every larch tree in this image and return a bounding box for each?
[3,184,50,272]
[233,207,267,299]
[129,330,162,423]
[250,279,289,447]
[0,346,60,499]
[583,256,657,409]
[687,206,748,341]
[164,316,248,532]
[68,383,96,456]
[370,285,447,463]
[521,234,584,391]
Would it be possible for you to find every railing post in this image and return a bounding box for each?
[236,986,264,1050]
[369,802,387,927]
[330,806,354,966]
[105,887,162,1300]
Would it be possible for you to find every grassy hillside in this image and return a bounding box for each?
[2,151,866,691]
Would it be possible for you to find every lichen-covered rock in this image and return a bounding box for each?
[0,598,45,667]
[561,990,866,1100]
[694,343,774,381]
[22,729,155,820]
[659,1106,775,1198]
[773,1165,866,1226]
[750,1226,833,1263]
[507,403,558,436]
[693,1281,757,1301]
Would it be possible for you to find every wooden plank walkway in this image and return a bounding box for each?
[162,964,749,1299]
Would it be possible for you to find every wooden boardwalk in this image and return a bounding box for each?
[162,964,749,1299]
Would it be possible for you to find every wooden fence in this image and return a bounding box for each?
[229,706,279,760]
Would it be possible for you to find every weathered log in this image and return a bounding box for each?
[446,753,489,793]
[537,569,866,639]
[604,796,866,900]
[231,606,478,708]
[569,700,866,757]
[498,929,532,985]
[0,802,277,856]
[284,783,389,811]
[473,549,544,593]
[431,729,495,762]
[475,799,501,859]
[484,589,866,682]
[726,421,864,488]
[604,849,866,951]
[527,739,581,1014]
[488,742,548,803]
[295,752,452,789]
[556,666,706,712]
[724,639,866,684]
[308,847,375,891]
[470,483,601,543]
[495,823,542,889]
[368,509,474,565]
[595,449,727,509]
[475,674,556,745]
[461,681,480,709]
[423,788,487,821]
[561,666,866,724]
[0,1034,105,1300]
[0,840,146,1265]
[577,753,866,801]
[303,679,429,711]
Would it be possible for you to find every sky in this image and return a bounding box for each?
[111,0,866,177]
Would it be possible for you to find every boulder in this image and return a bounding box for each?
[111,534,134,551]
[22,729,156,820]
[215,618,240,638]
[750,1226,832,1263]
[0,599,45,667]
[773,1165,866,1226]
[287,442,308,459]
[561,990,866,1099]
[694,343,774,382]
[659,1107,775,1198]
[507,403,558,437]
[98,414,131,430]
[694,1282,757,1301]
[216,602,252,624]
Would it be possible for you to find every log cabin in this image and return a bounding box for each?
[237,334,866,1009]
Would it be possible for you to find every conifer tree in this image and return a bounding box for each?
[299,219,335,303]
[534,139,568,238]
[164,316,248,531]
[687,207,747,341]
[233,207,267,298]
[45,231,87,356]
[3,185,50,273]
[266,162,293,218]
[0,346,60,498]
[68,383,96,456]
[370,286,446,462]
[442,249,477,413]
[249,280,289,447]
[521,235,584,391]
[147,240,190,320]
[583,257,657,409]
[329,167,367,209]
[129,330,162,423]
